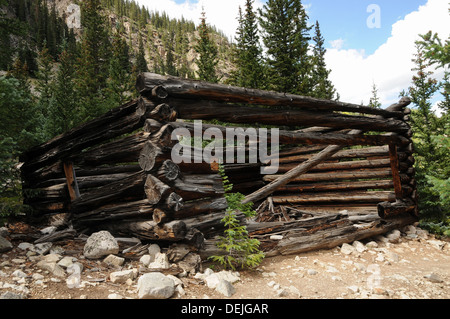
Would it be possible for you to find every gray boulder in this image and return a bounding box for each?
[83,231,119,259]
[0,236,12,253]
[137,272,175,299]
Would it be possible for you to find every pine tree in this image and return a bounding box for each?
[310,21,336,99]
[135,34,148,73]
[194,9,219,83]
[368,83,381,108]
[49,45,79,137]
[230,0,264,89]
[165,31,177,76]
[408,42,442,219]
[75,0,112,120]
[107,30,134,106]
[259,0,311,94]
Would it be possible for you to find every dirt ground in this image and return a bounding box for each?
[1,223,449,301]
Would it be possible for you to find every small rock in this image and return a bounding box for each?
[37,261,66,277]
[43,254,62,263]
[276,288,288,297]
[288,285,301,297]
[352,241,367,253]
[58,256,76,268]
[148,244,161,261]
[386,230,401,243]
[108,293,124,299]
[365,241,379,249]
[424,273,444,283]
[0,291,26,299]
[11,258,26,264]
[137,272,175,299]
[340,243,356,255]
[110,269,137,284]
[148,252,170,269]
[215,279,236,297]
[139,254,152,267]
[402,225,416,234]
[34,242,52,255]
[307,269,317,275]
[12,270,27,278]
[103,254,124,267]
[40,226,57,235]
[0,227,9,237]
[83,231,119,259]
[0,236,12,253]
[428,240,446,251]
[17,242,34,251]
[32,273,45,281]
[267,281,276,287]
[269,235,283,240]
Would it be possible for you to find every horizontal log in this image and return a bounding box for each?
[167,98,409,133]
[104,219,187,241]
[268,158,391,174]
[173,197,228,219]
[271,191,396,204]
[72,199,155,224]
[269,215,417,256]
[20,100,145,173]
[263,169,394,183]
[136,73,404,118]
[172,174,224,201]
[70,171,147,215]
[273,180,395,193]
[170,121,408,148]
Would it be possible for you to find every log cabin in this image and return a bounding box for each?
[19,73,418,258]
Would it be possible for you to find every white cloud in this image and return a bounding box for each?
[325,0,449,107]
[329,38,345,50]
[136,0,265,41]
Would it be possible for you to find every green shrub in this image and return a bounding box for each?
[208,163,265,270]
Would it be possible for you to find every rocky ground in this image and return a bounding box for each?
[0,222,449,300]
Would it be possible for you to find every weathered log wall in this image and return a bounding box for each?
[20,73,418,257]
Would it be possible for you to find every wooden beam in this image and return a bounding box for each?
[389,144,403,200]
[136,73,404,118]
[63,162,80,201]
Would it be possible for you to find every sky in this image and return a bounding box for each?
[136,0,449,109]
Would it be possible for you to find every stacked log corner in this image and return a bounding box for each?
[19,73,419,258]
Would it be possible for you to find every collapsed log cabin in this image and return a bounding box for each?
[19,73,419,258]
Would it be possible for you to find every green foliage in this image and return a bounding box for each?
[407,30,450,225]
[194,10,219,83]
[258,0,311,95]
[310,21,336,100]
[368,83,382,108]
[228,0,265,89]
[209,163,265,271]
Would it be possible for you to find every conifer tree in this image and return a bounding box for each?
[135,34,148,73]
[259,0,311,94]
[407,42,442,219]
[75,0,112,120]
[230,0,264,89]
[194,9,219,83]
[368,83,381,108]
[107,30,134,106]
[310,21,336,99]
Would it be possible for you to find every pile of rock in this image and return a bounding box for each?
[0,228,240,299]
